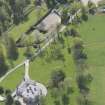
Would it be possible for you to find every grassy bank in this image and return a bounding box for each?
[79,14,105,105]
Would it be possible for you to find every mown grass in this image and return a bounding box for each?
[79,14,105,105]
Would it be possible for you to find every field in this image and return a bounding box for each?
[79,14,105,105]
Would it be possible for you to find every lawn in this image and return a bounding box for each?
[0,36,78,105]
[79,14,105,105]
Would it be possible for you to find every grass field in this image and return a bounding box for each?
[79,14,105,105]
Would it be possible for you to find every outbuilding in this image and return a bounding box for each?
[37,10,61,33]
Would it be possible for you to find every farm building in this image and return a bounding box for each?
[37,10,61,32]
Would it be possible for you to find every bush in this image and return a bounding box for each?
[81,13,88,21]
[0,86,4,94]
[51,70,66,88]
[5,89,11,96]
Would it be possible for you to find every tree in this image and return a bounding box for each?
[62,94,69,105]
[25,0,31,5]
[50,87,60,98]
[77,94,91,105]
[6,37,19,60]
[8,0,15,8]
[0,5,11,33]
[5,95,14,105]
[8,0,30,24]
[50,46,65,62]
[88,0,96,9]
[14,0,25,24]
[54,99,61,105]
[77,73,92,95]
[38,97,46,105]
[70,28,79,37]
[5,89,11,96]
[72,37,84,60]
[63,78,74,95]
[81,7,88,21]
[65,27,80,37]
[81,12,88,21]
[0,22,3,35]
[49,71,73,105]
[14,100,21,105]
[0,46,8,77]
[72,37,88,71]
[88,1,96,15]
[70,1,81,14]
[67,0,74,3]
[45,0,56,8]
[0,0,31,33]
[50,70,66,88]
[34,0,42,6]
[0,86,4,95]
[58,34,65,48]
[61,8,69,24]
[60,79,73,105]
[24,46,33,58]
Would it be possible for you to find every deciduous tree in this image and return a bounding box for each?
[0,46,8,77]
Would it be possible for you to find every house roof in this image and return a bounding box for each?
[13,79,47,104]
[37,11,61,32]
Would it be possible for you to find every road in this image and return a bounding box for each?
[24,59,30,80]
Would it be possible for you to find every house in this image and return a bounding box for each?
[36,10,61,33]
[12,80,47,105]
